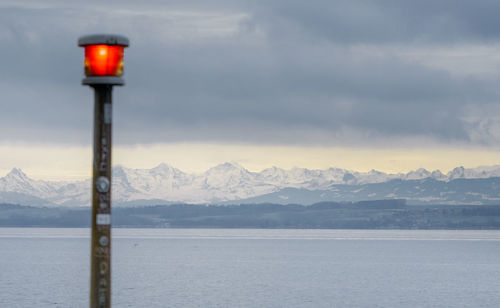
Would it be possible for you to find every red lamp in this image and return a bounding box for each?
[84,45,124,76]
[78,34,129,85]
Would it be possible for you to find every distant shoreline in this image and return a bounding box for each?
[2,201,500,229]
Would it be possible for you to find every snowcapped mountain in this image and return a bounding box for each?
[1,163,500,206]
[0,168,89,207]
[0,168,64,196]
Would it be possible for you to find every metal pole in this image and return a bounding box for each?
[79,33,128,308]
[90,85,113,308]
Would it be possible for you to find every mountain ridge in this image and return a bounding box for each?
[1,163,500,206]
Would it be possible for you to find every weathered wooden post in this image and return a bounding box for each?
[78,34,129,308]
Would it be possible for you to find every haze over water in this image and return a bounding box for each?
[1,228,499,307]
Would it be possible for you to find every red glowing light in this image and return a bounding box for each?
[84,45,124,76]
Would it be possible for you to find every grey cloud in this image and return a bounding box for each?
[250,0,500,44]
[116,39,492,143]
[1,1,500,147]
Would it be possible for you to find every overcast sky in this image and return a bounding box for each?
[1,0,500,178]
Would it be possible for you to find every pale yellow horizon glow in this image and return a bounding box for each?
[0,143,499,181]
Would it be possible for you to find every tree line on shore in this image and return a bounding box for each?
[1,200,500,229]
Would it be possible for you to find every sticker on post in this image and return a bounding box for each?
[96,214,111,225]
[96,176,110,193]
[104,104,112,124]
[99,236,109,246]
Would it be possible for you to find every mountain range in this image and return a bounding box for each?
[1,163,500,207]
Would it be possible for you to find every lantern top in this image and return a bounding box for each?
[78,34,129,47]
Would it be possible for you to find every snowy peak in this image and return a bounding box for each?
[206,162,248,174]
[449,166,465,180]
[259,166,287,181]
[0,168,33,192]
[0,168,60,198]
[431,170,447,181]
[150,163,181,175]
[202,162,254,191]
[153,162,172,170]
[6,168,29,181]
[405,168,431,180]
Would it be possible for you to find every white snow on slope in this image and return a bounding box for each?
[1,163,500,206]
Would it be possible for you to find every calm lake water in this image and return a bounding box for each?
[1,228,499,307]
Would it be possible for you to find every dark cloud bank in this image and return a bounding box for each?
[1,0,500,146]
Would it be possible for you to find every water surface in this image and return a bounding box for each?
[1,228,499,307]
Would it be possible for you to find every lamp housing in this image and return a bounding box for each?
[78,34,129,85]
